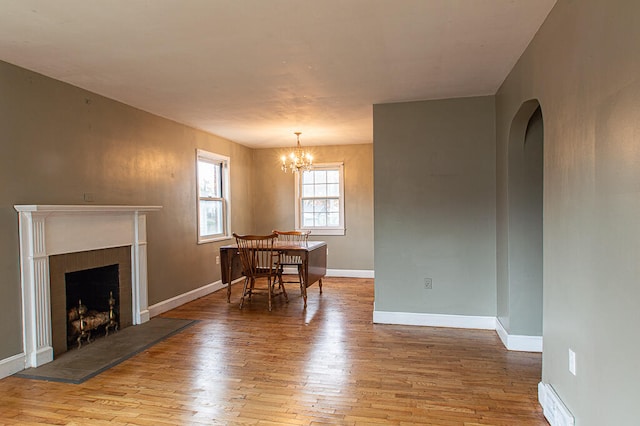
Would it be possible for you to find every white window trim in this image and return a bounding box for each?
[196,149,232,243]
[294,162,345,236]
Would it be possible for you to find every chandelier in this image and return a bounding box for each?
[281,132,313,173]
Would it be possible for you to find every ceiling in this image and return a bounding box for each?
[0,0,556,148]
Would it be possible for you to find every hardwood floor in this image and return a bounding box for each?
[0,277,548,425]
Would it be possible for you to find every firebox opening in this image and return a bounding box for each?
[65,264,120,350]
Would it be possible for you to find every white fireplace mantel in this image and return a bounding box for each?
[15,204,162,368]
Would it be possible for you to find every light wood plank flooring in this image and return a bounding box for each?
[0,277,548,425]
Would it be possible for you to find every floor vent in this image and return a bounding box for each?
[538,382,575,426]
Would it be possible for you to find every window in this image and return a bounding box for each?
[196,149,230,243]
[295,162,345,235]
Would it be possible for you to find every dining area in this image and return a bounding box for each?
[219,230,327,311]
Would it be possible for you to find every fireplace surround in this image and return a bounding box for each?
[15,205,161,368]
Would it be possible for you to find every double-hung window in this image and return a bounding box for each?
[196,149,230,243]
[295,162,345,236]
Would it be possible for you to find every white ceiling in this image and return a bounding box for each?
[0,0,556,148]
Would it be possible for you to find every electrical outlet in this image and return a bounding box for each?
[424,277,432,289]
[216,255,220,265]
[568,349,576,375]
[83,192,94,202]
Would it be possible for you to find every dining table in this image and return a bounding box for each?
[219,240,327,308]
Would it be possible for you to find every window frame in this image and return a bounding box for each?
[196,149,231,243]
[294,162,345,236]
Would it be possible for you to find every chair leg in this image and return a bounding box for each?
[267,275,288,310]
[277,267,283,290]
[277,266,284,289]
[248,277,255,301]
[239,277,250,309]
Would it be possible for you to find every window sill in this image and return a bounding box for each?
[298,228,345,236]
[198,235,233,244]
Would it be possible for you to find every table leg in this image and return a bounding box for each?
[226,260,232,303]
[302,256,308,308]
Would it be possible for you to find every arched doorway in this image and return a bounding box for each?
[504,100,544,349]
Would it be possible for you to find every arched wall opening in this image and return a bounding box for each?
[502,99,544,344]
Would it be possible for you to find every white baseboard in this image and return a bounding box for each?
[0,352,26,380]
[373,310,496,330]
[139,310,150,324]
[538,382,575,426]
[147,278,242,317]
[326,269,374,278]
[281,268,373,278]
[496,319,543,352]
[373,311,542,352]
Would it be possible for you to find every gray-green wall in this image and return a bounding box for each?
[373,96,497,316]
[496,0,640,423]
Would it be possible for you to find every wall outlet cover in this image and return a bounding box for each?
[568,349,576,375]
[424,277,432,289]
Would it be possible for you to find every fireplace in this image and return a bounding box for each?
[65,264,120,348]
[49,246,133,355]
[15,205,161,368]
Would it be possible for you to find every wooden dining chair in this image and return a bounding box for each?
[273,230,311,295]
[233,233,287,311]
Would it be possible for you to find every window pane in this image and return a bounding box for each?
[302,171,314,184]
[302,199,314,213]
[313,199,327,212]
[327,170,339,183]
[327,213,340,226]
[199,200,223,236]
[314,183,327,197]
[303,213,315,227]
[198,161,221,198]
[327,183,339,197]
[314,212,327,226]
[303,184,314,197]
[315,171,327,184]
[328,198,340,212]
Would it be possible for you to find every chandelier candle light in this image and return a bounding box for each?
[281,132,313,173]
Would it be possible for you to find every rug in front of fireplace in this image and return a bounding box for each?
[14,317,196,384]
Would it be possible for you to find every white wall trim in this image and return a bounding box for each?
[148,277,243,317]
[0,352,26,380]
[326,269,374,278]
[373,311,543,352]
[373,310,496,329]
[496,319,543,352]
[538,382,575,426]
